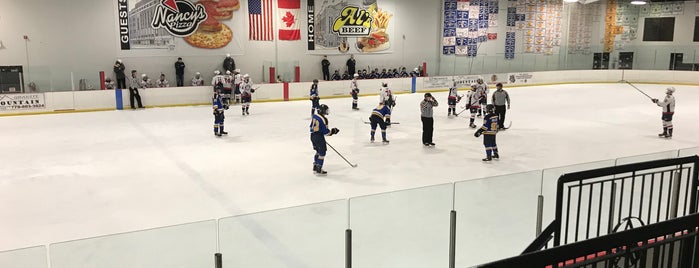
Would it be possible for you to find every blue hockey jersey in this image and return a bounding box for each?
[310,114,330,135]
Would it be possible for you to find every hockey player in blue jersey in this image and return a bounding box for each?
[310,79,320,115]
[212,89,227,137]
[310,104,340,175]
[474,104,499,161]
[369,103,391,144]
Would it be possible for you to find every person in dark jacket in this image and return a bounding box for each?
[113,59,126,89]
[174,57,185,87]
[346,54,356,77]
[223,54,235,73]
[321,55,330,80]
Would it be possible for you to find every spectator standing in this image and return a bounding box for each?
[223,54,235,73]
[321,55,330,80]
[175,57,185,87]
[113,59,126,89]
[420,92,438,146]
[346,54,356,77]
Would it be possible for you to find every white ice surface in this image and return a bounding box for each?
[1,83,698,251]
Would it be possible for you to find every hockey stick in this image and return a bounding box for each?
[624,81,653,100]
[364,121,400,124]
[326,142,358,168]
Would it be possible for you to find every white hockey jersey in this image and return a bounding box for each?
[656,95,675,113]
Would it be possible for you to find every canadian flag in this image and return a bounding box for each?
[278,0,300,40]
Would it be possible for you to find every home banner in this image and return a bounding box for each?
[116,0,244,51]
[307,0,394,54]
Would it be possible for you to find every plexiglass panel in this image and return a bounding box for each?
[350,183,453,268]
[0,246,47,268]
[218,199,346,268]
[454,170,542,268]
[50,220,216,268]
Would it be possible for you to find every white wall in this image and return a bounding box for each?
[0,0,697,93]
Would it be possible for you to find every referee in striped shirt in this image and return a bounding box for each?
[491,83,510,129]
[420,92,439,146]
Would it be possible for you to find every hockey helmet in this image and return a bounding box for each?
[226,53,231,57]
[666,87,675,94]
[105,77,112,82]
[477,78,484,84]
[318,104,330,115]
[117,59,122,63]
[195,72,201,75]
[226,70,231,75]
[142,74,147,78]
[413,68,418,71]
[381,82,388,87]
[234,69,240,73]
[243,74,250,78]
[485,104,495,113]
[214,70,221,75]
[353,73,359,77]
[313,79,319,83]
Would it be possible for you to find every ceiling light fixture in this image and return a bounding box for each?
[630,0,647,5]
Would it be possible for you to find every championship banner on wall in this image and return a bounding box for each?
[116,0,244,51]
[507,72,535,84]
[0,93,46,111]
[307,0,394,54]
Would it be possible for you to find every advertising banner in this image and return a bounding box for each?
[117,0,244,51]
[307,0,394,54]
[0,93,46,111]
[507,72,535,84]
[424,75,484,89]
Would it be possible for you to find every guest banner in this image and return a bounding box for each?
[116,0,245,52]
[0,93,46,111]
[307,0,394,54]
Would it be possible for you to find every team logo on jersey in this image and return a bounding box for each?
[151,0,207,37]
[332,6,372,36]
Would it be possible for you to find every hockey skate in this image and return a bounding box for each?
[215,133,222,137]
[370,137,375,143]
[382,139,390,144]
[493,153,499,159]
[482,156,492,161]
[313,165,327,176]
[469,123,477,128]
[220,131,228,135]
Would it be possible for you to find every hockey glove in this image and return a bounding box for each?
[474,128,483,137]
[330,128,340,135]
[251,89,255,93]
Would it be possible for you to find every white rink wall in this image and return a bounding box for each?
[1,70,698,116]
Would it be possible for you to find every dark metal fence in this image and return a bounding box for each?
[524,156,699,254]
[479,213,699,268]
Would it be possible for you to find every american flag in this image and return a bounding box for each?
[249,0,274,41]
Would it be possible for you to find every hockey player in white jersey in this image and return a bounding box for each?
[447,81,461,117]
[139,74,153,88]
[474,78,489,116]
[222,70,234,106]
[240,74,255,115]
[233,69,242,104]
[191,72,204,86]
[652,87,676,138]
[465,84,482,128]
[156,73,169,88]
[350,73,360,110]
[378,82,395,124]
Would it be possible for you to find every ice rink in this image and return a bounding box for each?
[1,82,698,252]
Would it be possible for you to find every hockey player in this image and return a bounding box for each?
[139,74,153,88]
[652,87,676,138]
[369,102,391,143]
[191,72,204,86]
[104,77,115,89]
[465,84,481,128]
[211,70,224,90]
[240,74,255,115]
[474,78,489,116]
[350,74,360,110]
[310,104,340,175]
[310,79,320,115]
[474,104,499,161]
[447,82,461,116]
[212,88,227,137]
[233,69,242,104]
[156,73,169,88]
[379,82,395,124]
[222,70,234,106]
